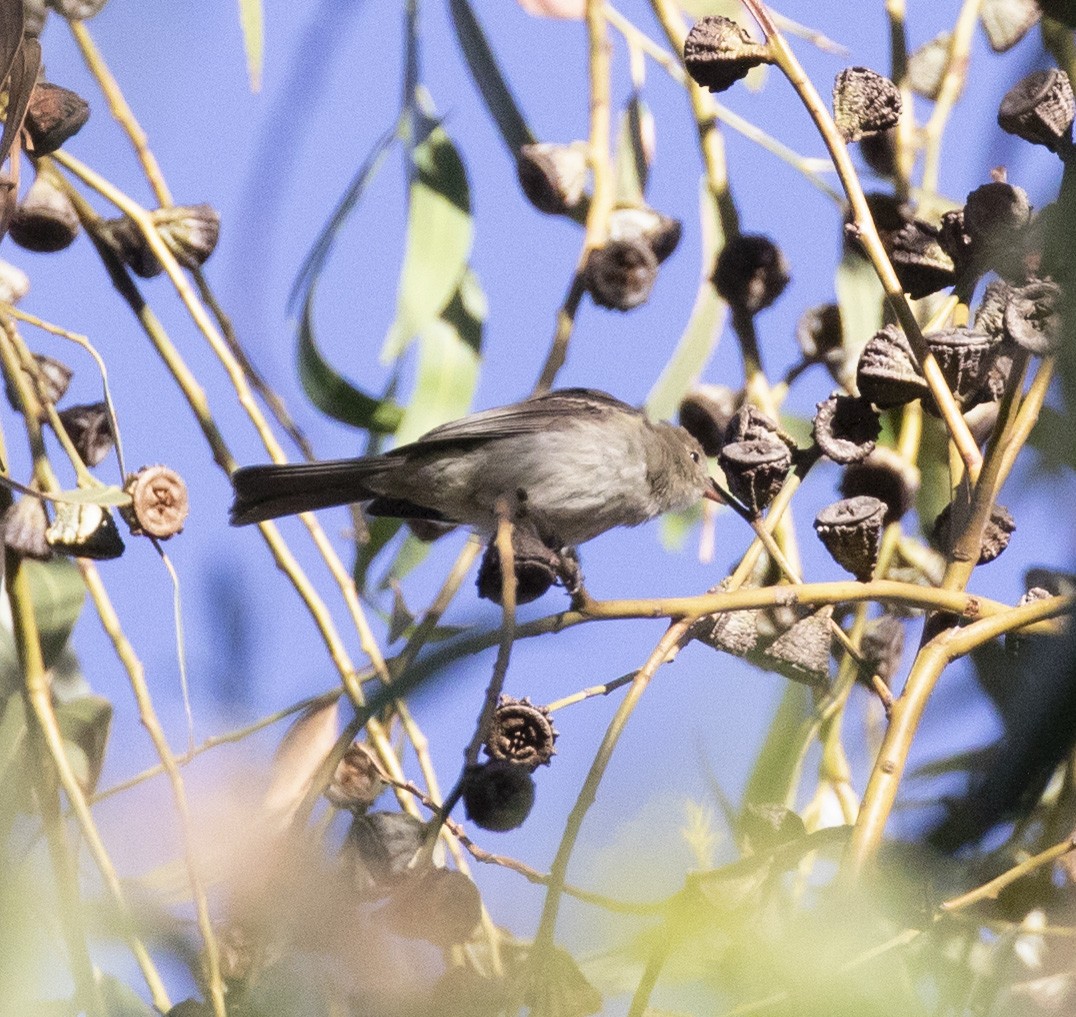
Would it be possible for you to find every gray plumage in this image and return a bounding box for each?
[230,388,717,547]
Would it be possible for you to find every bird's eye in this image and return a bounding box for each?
[690,450,700,464]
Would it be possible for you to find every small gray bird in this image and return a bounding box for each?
[230,388,722,547]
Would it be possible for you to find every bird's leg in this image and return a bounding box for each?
[555,546,590,608]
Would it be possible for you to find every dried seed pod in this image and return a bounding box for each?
[326,742,385,812]
[998,68,1075,152]
[723,403,781,446]
[484,696,558,770]
[122,465,189,539]
[740,803,807,851]
[932,502,1015,564]
[759,606,834,687]
[980,0,1042,52]
[56,402,115,467]
[348,811,428,885]
[713,233,790,315]
[476,527,566,605]
[833,67,902,142]
[974,279,1014,340]
[814,495,887,581]
[47,0,109,20]
[0,260,30,304]
[104,204,221,278]
[856,325,929,408]
[609,205,682,264]
[461,760,535,832]
[679,385,739,457]
[683,16,772,94]
[908,32,951,100]
[2,497,52,560]
[380,868,483,947]
[516,142,588,215]
[963,181,1032,253]
[859,127,898,178]
[5,353,74,419]
[8,174,81,253]
[797,303,843,365]
[583,237,658,311]
[887,221,957,299]
[839,446,920,525]
[860,192,913,243]
[23,82,90,155]
[938,209,973,277]
[719,439,792,516]
[45,502,125,560]
[693,606,763,657]
[861,613,905,685]
[812,393,880,465]
[923,327,1000,407]
[1004,278,1062,355]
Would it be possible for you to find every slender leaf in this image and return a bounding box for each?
[0,36,39,172]
[381,126,473,361]
[53,485,130,508]
[25,558,86,671]
[915,413,951,539]
[237,0,264,92]
[298,293,404,434]
[0,0,23,89]
[614,93,652,207]
[834,248,885,390]
[57,693,112,794]
[447,0,535,155]
[0,694,27,794]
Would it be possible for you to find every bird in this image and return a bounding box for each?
[229,387,722,549]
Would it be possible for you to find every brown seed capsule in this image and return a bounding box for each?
[963,182,1032,268]
[719,439,792,516]
[5,353,74,419]
[797,304,844,365]
[679,385,739,458]
[999,68,1075,152]
[8,174,81,253]
[723,403,781,446]
[484,696,558,770]
[45,502,125,560]
[861,613,905,685]
[814,495,887,581]
[740,803,807,851]
[683,16,773,94]
[974,279,1014,339]
[980,0,1042,52]
[583,237,658,311]
[1004,278,1061,355]
[2,497,52,560]
[693,606,763,657]
[23,82,90,155]
[713,233,790,315]
[476,527,567,605]
[461,760,535,832]
[923,327,1000,407]
[938,209,974,278]
[348,811,428,884]
[516,142,588,215]
[326,742,385,812]
[56,402,115,467]
[839,446,920,525]
[104,204,221,278]
[856,325,929,408]
[908,32,951,100]
[609,205,682,264]
[833,67,902,142]
[813,393,880,465]
[932,502,1015,564]
[379,867,483,947]
[887,221,957,299]
[123,465,189,539]
[759,606,834,687]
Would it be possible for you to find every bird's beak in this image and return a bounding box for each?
[704,478,726,504]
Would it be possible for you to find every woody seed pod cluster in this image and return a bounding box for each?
[122,465,189,539]
[713,234,790,315]
[461,759,536,832]
[812,393,880,465]
[23,82,90,155]
[832,67,902,142]
[683,16,773,94]
[814,495,887,581]
[484,696,558,770]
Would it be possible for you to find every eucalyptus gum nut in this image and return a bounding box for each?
[23,82,90,155]
[516,142,588,215]
[856,325,929,409]
[814,495,887,581]
[713,234,790,314]
[998,69,1075,152]
[484,695,558,770]
[718,439,792,515]
[583,237,658,310]
[1004,278,1062,355]
[683,16,772,94]
[476,528,561,605]
[887,221,957,298]
[839,447,920,525]
[462,760,536,832]
[974,280,1014,339]
[812,393,881,465]
[907,32,950,100]
[8,174,80,253]
[832,66,902,142]
[923,327,1000,405]
[2,497,52,560]
[980,0,1042,52]
[57,402,115,467]
[861,614,906,685]
[679,385,739,458]
[932,502,1016,564]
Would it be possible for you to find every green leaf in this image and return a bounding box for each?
[915,414,952,538]
[237,0,264,92]
[834,247,885,390]
[381,126,473,362]
[0,694,27,800]
[447,0,536,155]
[57,694,112,795]
[614,93,652,207]
[742,682,812,808]
[646,179,726,421]
[297,293,404,434]
[24,558,86,672]
[53,486,130,508]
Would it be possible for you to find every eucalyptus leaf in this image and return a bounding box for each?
[53,485,130,508]
[381,127,473,362]
[834,246,885,390]
[56,693,112,794]
[915,414,952,539]
[24,558,86,671]
[614,93,652,207]
[0,694,27,796]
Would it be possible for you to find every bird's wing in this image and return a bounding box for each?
[396,389,639,451]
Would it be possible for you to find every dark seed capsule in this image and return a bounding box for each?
[484,695,557,770]
[8,174,80,253]
[679,385,739,458]
[797,303,843,363]
[887,220,957,298]
[963,182,1032,277]
[122,465,189,539]
[723,403,781,446]
[583,237,658,311]
[980,0,1042,52]
[856,324,929,408]
[462,760,536,832]
[758,606,834,687]
[713,234,790,315]
[683,15,772,94]
[1004,278,1061,355]
[693,604,763,657]
[57,402,115,467]
[609,206,682,264]
[999,68,1075,152]
[932,502,1015,564]
[814,495,887,581]
[23,82,90,155]
[476,527,563,605]
[937,209,974,277]
[859,127,898,178]
[1006,586,1052,655]
[832,66,902,142]
[719,439,792,515]
[104,204,221,278]
[2,497,52,560]
[812,393,880,465]
[516,142,588,215]
[45,503,125,560]
[923,327,1000,406]
[839,446,920,525]
[974,279,1014,339]
[5,354,74,420]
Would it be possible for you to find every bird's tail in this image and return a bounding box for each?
[229,458,384,525]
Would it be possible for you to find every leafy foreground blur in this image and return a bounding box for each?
[3,1,1076,1016]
